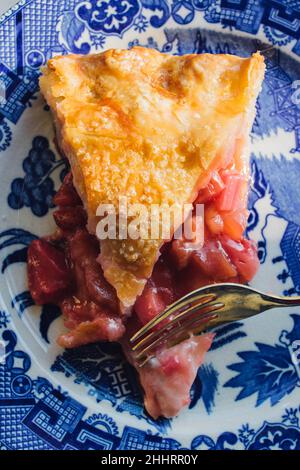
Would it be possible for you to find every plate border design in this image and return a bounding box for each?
[1,0,300,450]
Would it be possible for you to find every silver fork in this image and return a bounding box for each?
[130,282,300,367]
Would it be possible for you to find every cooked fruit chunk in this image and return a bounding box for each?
[215,172,245,212]
[58,309,125,348]
[53,206,87,231]
[53,172,82,207]
[195,171,225,204]
[191,238,238,280]
[220,235,259,282]
[27,239,71,304]
[136,334,214,419]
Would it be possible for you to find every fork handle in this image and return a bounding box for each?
[202,284,300,329]
[260,293,300,308]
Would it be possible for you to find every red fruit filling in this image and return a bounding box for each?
[122,327,214,419]
[52,172,82,207]
[28,169,259,340]
[27,174,124,348]
[27,168,259,418]
[28,239,72,305]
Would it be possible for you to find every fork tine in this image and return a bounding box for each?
[131,295,218,352]
[134,311,216,363]
[130,292,217,344]
[133,302,224,364]
[135,311,219,367]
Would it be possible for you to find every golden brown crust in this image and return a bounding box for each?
[40,47,265,310]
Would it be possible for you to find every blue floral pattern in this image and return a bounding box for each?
[76,0,140,36]
[140,0,170,28]
[90,33,106,49]
[225,315,300,407]
[247,422,300,450]
[7,136,68,217]
[0,228,37,273]
[57,11,91,54]
[0,310,10,329]
[133,13,148,32]
[0,121,12,152]
[1,0,300,450]
[1,324,299,449]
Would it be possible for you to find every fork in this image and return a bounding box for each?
[130,282,300,367]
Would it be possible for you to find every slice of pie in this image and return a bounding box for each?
[28,47,265,419]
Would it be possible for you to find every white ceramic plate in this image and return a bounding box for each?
[0,0,300,450]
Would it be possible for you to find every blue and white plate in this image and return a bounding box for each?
[0,0,300,451]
